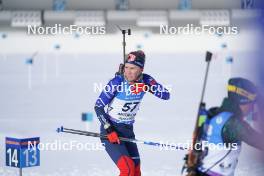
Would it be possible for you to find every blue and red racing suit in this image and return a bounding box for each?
[94,73,170,176]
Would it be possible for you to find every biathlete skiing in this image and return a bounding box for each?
[94,50,170,176]
[192,78,264,176]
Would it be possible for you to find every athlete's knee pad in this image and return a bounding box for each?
[134,163,141,176]
[117,156,135,176]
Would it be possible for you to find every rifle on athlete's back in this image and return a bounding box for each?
[116,26,131,76]
[182,51,213,176]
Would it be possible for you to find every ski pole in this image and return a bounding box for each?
[57,126,188,150]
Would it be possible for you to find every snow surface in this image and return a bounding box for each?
[0,32,263,175]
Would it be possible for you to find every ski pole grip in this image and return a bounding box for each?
[206,51,212,62]
[56,126,64,133]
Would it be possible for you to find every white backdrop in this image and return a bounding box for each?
[0,29,263,175]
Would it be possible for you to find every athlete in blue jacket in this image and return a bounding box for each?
[94,50,170,176]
